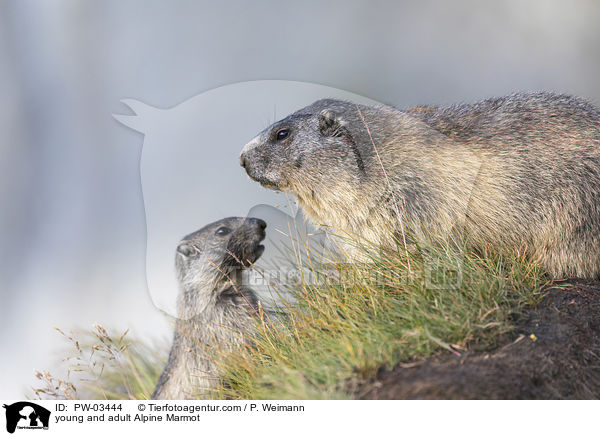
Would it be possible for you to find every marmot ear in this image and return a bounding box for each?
[177,243,199,257]
[319,109,344,137]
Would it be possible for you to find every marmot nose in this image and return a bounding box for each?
[251,218,267,230]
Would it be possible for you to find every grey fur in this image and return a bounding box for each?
[240,92,600,278]
[151,217,266,399]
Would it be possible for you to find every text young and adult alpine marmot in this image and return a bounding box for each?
[152,217,267,399]
[239,92,600,278]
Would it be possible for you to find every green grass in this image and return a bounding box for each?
[215,236,548,399]
[32,234,548,400]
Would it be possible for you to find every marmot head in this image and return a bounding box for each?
[239,99,370,196]
[175,217,266,285]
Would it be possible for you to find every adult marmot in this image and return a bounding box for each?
[152,217,267,399]
[239,92,600,278]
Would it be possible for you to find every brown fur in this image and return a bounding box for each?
[240,93,600,278]
[152,217,266,399]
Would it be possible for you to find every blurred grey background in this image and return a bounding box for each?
[1,0,599,398]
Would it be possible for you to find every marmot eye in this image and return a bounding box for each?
[276,129,289,140]
[215,227,231,236]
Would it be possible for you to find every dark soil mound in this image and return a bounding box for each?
[357,281,600,399]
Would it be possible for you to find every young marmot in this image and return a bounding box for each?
[151,217,267,399]
[239,92,600,278]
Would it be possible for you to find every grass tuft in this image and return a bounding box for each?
[31,324,167,400]
[215,234,548,399]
